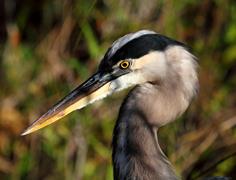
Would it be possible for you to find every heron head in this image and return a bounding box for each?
[22,30,197,135]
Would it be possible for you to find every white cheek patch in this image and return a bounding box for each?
[109,71,146,92]
[109,51,168,92]
[132,51,165,69]
[131,51,167,81]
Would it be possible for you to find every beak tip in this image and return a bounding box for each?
[21,128,32,136]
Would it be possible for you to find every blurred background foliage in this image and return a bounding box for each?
[0,0,236,179]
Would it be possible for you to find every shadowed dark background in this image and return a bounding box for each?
[0,0,235,179]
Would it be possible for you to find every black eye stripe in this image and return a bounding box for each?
[108,34,186,63]
[99,34,187,72]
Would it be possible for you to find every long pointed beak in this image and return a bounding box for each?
[21,72,114,135]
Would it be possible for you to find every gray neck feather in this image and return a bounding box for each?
[112,84,182,180]
[112,46,198,180]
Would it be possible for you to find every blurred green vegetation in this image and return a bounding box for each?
[0,0,236,179]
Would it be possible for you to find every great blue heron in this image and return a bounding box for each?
[22,30,199,179]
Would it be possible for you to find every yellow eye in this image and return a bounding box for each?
[119,60,130,69]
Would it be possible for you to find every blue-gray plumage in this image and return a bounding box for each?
[99,30,198,179]
[22,30,201,179]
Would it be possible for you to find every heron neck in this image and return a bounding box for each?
[112,86,178,180]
